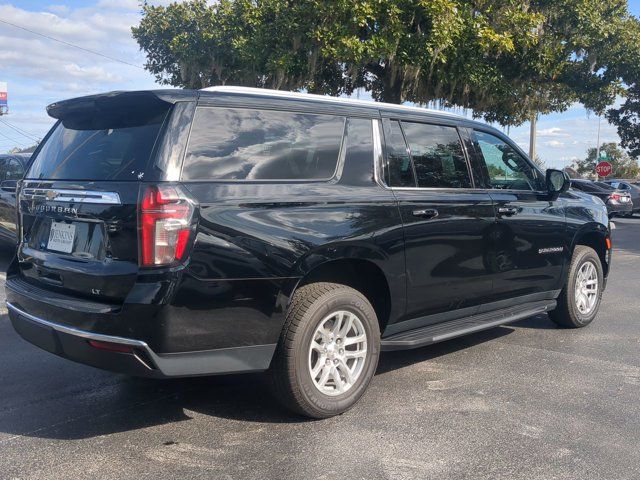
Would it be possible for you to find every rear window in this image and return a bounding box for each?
[182,107,345,181]
[27,109,167,181]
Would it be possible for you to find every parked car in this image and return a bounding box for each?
[6,88,611,418]
[601,179,640,215]
[0,153,30,244]
[569,178,632,217]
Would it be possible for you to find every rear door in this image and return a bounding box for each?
[381,118,495,324]
[15,94,174,302]
[468,128,566,301]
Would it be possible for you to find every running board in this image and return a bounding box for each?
[381,300,556,351]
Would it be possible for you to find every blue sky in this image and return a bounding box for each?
[1,0,639,169]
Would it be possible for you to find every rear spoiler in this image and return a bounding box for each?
[46,90,198,120]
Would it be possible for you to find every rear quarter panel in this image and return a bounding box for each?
[173,181,405,350]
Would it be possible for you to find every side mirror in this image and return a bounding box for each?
[546,169,570,198]
[0,180,18,192]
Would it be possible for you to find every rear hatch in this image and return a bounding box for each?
[16,92,174,303]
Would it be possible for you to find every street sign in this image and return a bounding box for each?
[0,82,7,115]
[599,150,608,160]
[595,161,612,177]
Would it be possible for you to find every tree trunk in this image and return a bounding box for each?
[379,76,402,104]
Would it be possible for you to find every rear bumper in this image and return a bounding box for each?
[607,201,633,215]
[7,301,276,378]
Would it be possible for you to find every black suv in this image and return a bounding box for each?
[6,87,611,418]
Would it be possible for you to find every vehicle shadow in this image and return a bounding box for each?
[0,321,525,441]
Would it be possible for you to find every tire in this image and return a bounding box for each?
[269,282,381,419]
[549,246,604,328]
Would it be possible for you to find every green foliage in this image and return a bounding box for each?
[573,142,640,178]
[607,84,640,158]
[133,0,640,129]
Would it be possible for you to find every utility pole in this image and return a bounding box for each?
[595,115,602,161]
[529,113,537,160]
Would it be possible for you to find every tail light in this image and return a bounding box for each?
[610,193,622,201]
[139,185,194,267]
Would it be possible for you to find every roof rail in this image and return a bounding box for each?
[201,85,461,118]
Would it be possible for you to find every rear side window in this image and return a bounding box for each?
[385,120,415,187]
[27,110,167,181]
[2,157,24,181]
[182,107,345,181]
[402,122,471,189]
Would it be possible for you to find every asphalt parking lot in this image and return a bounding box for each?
[1,219,639,480]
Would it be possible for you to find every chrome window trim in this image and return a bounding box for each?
[20,188,121,205]
[372,118,386,189]
[374,120,549,195]
[374,118,487,193]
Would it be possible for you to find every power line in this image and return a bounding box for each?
[0,18,145,70]
[0,128,29,147]
[0,118,39,142]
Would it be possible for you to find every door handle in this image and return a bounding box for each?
[497,206,520,216]
[412,209,439,219]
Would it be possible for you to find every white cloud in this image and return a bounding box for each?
[543,140,566,148]
[538,127,570,138]
[47,5,70,14]
[63,64,124,83]
[0,2,170,151]
[97,0,142,10]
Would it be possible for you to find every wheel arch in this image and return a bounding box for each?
[571,224,610,277]
[278,247,399,335]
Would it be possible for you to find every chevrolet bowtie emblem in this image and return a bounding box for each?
[45,190,59,200]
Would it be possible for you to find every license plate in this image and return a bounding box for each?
[47,221,76,253]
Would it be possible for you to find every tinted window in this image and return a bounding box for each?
[576,182,598,192]
[2,158,24,181]
[385,120,415,187]
[611,181,629,190]
[402,122,471,188]
[183,107,344,180]
[474,131,544,191]
[27,112,166,181]
[594,181,614,191]
[341,118,374,184]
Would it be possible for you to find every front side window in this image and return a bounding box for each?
[182,107,345,181]
[474,130,544,191]
[402,122,471,189]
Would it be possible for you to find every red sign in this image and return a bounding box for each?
[595,161,612,177]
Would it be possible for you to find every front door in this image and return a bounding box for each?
[468,129,566,302]
[381,118,495,326]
